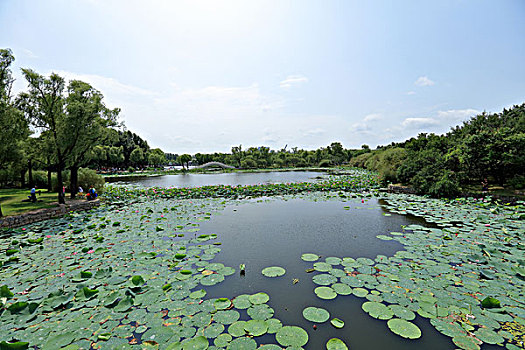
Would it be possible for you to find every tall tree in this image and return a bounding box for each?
[17,69,67,203]
[0,49,29,216]
[64,80,119,198]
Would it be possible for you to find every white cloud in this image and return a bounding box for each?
[402,117,439,128]
[414,76,435,87]
[20,48,38,58]
[364,113,382,122]
[407,91,416,95]
[437,108,478,122]
[279,75,308,89]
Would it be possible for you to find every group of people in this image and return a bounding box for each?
[27,185,98,202]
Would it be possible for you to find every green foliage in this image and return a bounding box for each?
[76,168,105,194]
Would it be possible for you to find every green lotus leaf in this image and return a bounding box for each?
[214,297,232,310]
[312,274,337,286]
[314,286,337,300]
[131,275,145,286]
[247,304,274,320]
[275,326,309,347]
[325,257,342,265]
[181,336,208,350]
[248,292,269,305]
[481,297,501,309]
[244,319,268,336]
[213,310,240,324]
[214,333,232,347]
[189,289,207,299]
[313,262,332,272]
[330,318,345,328]
[302,306,330,323]
[0,285,14,299]
[352,287,368,298]
[452,335,481,350]
[474,327,504,344]
[0,341,29,350]
[362,302,394,320]
[175,253,187,259]
[261,266,286,277]
[228,321,247,337]
[301,253,319,262]
[326,338,348,350]
[332,283,352,295]
[266,318,283,333]
[232,294,251,309]
[226,337,257,350]
[389,305,416,321]
[387,318,421,339]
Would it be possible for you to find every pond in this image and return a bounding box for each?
[198,196,454,350]
[1,179,522,349]
[105,171,325,188]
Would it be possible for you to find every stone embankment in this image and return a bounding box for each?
[0,200,101,229]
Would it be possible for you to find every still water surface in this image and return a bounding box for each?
[198,197,455,350]
[106,171,324,188]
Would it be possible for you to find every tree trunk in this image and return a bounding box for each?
[28,159,33,187]
[20,169,26,188]
[47,167,52,191]
[70,166,78,200]
[57,165,65,204]
[0,203,3,217]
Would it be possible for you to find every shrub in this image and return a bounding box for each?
[77,168,105,194]
[507,175,525,190]
[318,159,332,167]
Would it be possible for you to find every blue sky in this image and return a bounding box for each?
[1,0,524,153]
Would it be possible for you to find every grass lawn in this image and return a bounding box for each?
[0,188,59,217]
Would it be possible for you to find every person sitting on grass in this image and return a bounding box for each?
[28,186,37,203]
[86,186,98,201]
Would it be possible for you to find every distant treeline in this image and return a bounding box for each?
[350,104,525,196]
[166,143,372,170]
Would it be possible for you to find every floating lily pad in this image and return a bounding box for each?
[387,318,421,339]
[226,337,257,350]
[313,274,337,286]
[248,292,269,305]
[326,338,348,350]
[244,319,268,336]
[301,253,319,262]
[314,286,337,300]
[261,266,286,278]
[452,335,481,350]
[275,326,309,347]
[362,302,394,320]
[302,307,330,323]
[330,318,345,328]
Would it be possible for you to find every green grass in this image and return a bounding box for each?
[0,188,59,217]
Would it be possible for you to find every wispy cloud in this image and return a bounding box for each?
[364,113,382,122]
[402,117,439,128]
[279,75,308,89]
[407,91,416,95]
[20,48,38,59]
[414,76,435,87]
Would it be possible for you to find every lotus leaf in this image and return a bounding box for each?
[330,318,344,329]
[247,304,274,320]
[301,253,319,262]
[326,338,348,350]
[312,274,337,286]
[275,326,309,347]
[302,306,330,323]
[261,266,286,278]
[248,292,269,305]
[181,336,209,350]
[244,319,268,336]
[228,321,247,337]
[213,310,240,324]
[362,302,394,320]
[452,335,481,350]
[226,337,257,350]
[314,286,337,300]
[387,318,421,339]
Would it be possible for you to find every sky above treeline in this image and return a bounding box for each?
[1,0,525,154]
